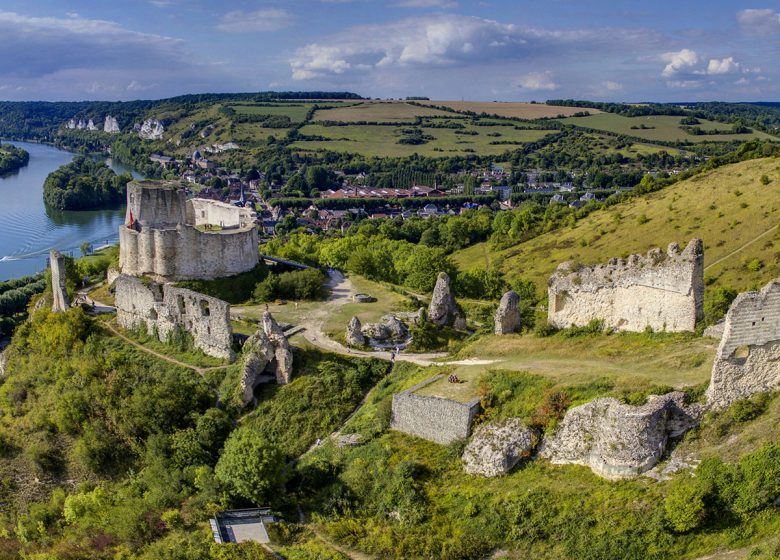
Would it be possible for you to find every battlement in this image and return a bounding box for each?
[547,239,704,332]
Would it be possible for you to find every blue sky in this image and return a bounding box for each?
[0,0,778,101]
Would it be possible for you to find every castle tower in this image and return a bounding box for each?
[50,250,69,313]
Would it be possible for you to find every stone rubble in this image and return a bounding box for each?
[428,272,465,328]
[462,418,537,477]
[346,316,366,347]
[494,290,521,335]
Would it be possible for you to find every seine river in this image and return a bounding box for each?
[0,140,141,281]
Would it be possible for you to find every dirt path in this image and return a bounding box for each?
[297,506,373,560]
[705,224,778,271]
[298,270,500,367]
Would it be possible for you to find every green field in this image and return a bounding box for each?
[313,101,455,122]
[229,102,344,123]
[453,157,780,293]
[560,113,777,142]
[292,122,555,157]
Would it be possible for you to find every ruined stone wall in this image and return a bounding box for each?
[115,274,235,361]
[547,239,704,332]
[540,392,699,479]
[391,376,481,444]
[706,280,780,408]
[119,181,258,282]
[187,199,255,229]
[50,250,69,313]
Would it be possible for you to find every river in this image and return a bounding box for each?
[0,141,142,281]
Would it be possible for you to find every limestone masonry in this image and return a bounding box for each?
[50,250,69,313]
[706,279,780,409]
[119,181,258,282]
[391,375,481,444]
[540,392,700,479]
[547,239,704,332]
[115,273,235,361]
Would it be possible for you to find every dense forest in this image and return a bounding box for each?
[43,156,131,210]
[0,142,29,174]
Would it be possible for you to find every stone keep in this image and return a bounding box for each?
[706,279,780,409]
[539,392,699,479]
[391,376,481,445]
[119,181,259,282]
[547,239,704,332]
[50,250,69,313]
[115,274,234,361]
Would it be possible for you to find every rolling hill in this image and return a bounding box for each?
[452,157,780,295]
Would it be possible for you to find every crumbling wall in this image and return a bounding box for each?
[391,376,481,444]
[119,181,258,281]
[706,280,780,409]
[50,250,69,313]
[187,199,255,229]
[540,392,700,479]
[547,239,704,332]
[115,274,235,361]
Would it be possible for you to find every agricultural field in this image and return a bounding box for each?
[228,101,346,123]
[452,157,780,293]
[560,113,778,142]
[292,122,556,157]
[419,100,600,119]
[312,100,454,122]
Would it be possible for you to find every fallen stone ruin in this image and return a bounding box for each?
[50,250,70,313]
[114,273,234,361]
[539,392,701,479]
[462,418,537,477]
[706,279,780,409]
[547,239,704,332]
[239,312,294,406]
[428,272,466,329]
[494,290,521,335]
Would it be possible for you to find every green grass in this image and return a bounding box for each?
[312,101,454,122]
[228,102,342,123]
[452,157,780,294]
[292,122,555,157]
[560,113,777,142]
[414,331,714,403]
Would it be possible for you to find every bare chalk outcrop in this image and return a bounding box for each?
[540,392,700,479]
[462,418,537,477]
[346,316,366,347]
[547,239,704,333]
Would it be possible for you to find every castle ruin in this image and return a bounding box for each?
[50,250,69,313]
[114,273,235,361]
[119,181,258,282]
[547,239,704,332]
[706,279,780,409]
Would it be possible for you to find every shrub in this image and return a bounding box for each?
[664,477,708,533]
[252,268,326,302]
[215,427,286,505]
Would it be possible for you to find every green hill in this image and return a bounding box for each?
[453,157,780,296]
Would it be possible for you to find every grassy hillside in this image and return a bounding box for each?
[419,100,600,119]
[453,157,780,294]
[560,113,777,143]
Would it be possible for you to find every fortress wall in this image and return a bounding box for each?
[547,239,703,332]
[187,199,254,229]
[50,250,69,313]
[540,392,699,479]
[115,274,235,361]
[391,376,481,444]
[707,280,780,408]
[126,181,186,228]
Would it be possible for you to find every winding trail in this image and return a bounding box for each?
[705,224,778,271]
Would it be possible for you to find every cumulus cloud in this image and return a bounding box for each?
[517,71,558,91]
[737,8,780,35]
[216,9,294,33]
[705,56,741,75]
[290,14,659,82]
[661,48,699,78]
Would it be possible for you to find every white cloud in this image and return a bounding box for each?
[393,0,459,8]
[661,48,698,78]
[217,9,294,33]
[516,70,558,91]
[290,14,659,82]
[602,80,623,91]
[705,56,740,75]
[737,8,780,35]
